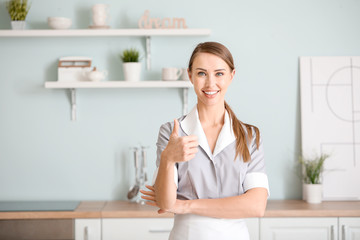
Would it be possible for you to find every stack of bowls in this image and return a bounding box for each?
[48,17,72,30]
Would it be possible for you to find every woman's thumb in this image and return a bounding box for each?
[171,119,179,137]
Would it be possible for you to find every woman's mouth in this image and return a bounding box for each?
[203,90,220,98]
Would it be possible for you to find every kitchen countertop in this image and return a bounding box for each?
[0,200,359,220]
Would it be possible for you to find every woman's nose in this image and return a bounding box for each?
[206,74,216,87]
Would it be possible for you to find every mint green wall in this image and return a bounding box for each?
[1,0,360,201]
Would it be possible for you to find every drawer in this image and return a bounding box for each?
[0,219,74,240]
[102,218,174,240]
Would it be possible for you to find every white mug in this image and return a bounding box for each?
[162,68,182,81]
[180,68,190,81]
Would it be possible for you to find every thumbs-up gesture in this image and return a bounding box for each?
[161,119,198,164]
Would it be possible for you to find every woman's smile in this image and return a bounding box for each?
[203,90,220,98]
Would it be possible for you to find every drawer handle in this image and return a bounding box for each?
[149,229,172,233]
[342,225,348,240]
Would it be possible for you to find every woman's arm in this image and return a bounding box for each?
[181,188,268,218]
[154,119,198,211]
[142,186,268,219]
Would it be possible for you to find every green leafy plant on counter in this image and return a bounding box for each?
[120,48,140,62]
[6,0,31,21]
[299,153,330,184]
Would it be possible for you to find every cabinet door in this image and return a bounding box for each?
[75,219,101,240]
[245,218,259,240]
[102,218,173,240]
[339,217,360,240]
[260,217,338,240]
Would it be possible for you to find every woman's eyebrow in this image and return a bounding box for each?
[195,68,207,71]
[215,69,226,71]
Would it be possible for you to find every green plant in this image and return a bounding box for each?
[6,0,31,21]
[299,153,330,184]
[120,48,140,62]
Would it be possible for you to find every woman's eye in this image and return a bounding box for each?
[198,72,206,76]
[216,72,224,76]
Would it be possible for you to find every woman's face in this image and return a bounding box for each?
[189,52,235,108]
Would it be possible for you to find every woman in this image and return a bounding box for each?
[141,42,269,240]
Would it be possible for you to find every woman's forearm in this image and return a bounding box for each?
[181,188,268,219]
[154,153,177,210]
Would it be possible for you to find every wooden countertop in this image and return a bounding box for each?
[0,200,359,220]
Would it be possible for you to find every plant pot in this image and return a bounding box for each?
[303,184,322,204]
[11,21,26,30]
[123,62,141,81]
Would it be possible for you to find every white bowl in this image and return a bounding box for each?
[48,17,72,30]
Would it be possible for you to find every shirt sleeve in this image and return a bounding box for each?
[151,122,178,188]
[243,133,270,196]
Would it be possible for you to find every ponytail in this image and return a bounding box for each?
[225,101,260,162]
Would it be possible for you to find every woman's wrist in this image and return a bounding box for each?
[160,150,176,167]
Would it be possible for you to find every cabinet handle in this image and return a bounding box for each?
[342,225,348,240]
[84,226,89,240]
[331,225,335,240]
[148,229,172,233]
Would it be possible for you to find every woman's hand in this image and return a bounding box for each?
[161,119,198,164]
[140,185,188,214]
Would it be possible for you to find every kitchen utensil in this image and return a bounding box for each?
[48,17,72,29]
[127,148,140,200]
[141,146,148,182]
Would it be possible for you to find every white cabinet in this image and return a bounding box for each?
[245,218,259,240]
[75,219,101,240]
[339,218,360,240]
[260,217,338,240]
[102,218,174,240]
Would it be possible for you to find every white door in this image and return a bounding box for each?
[75,219,101,240]
[102,218,174,240]
[260,217,338,240]
[339,217,360,240]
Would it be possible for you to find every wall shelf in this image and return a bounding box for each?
[0,28,211,70]
[44,80,193,88]
[0,29,211,37]
[45,81,193,121]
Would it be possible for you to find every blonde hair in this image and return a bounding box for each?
[188,42,260,162]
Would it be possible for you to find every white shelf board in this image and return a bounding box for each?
[44,80,193,89]
[0,29,211,37]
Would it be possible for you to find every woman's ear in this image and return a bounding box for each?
[230,69,235,82]
[188,68,193,84]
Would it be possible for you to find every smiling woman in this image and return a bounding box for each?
[141,42,269,240]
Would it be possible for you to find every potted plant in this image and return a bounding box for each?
[120,48,141,81]
[6,0,31,30]
[299,153,330,204]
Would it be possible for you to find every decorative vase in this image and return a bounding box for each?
[11,21,26,30]
[303,184,322,204]
[123,62,141,81]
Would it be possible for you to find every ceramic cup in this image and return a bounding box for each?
[92,4,109,26]
[180,68,190,81]
[162,68,183,81]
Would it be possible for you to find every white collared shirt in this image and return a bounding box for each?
[154,105,269,200]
